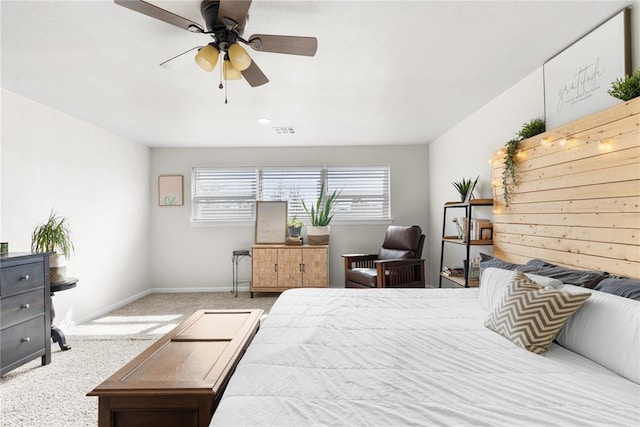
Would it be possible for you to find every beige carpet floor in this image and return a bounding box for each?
[0,291,278,427]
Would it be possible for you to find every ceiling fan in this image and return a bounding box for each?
[114,0,318,88]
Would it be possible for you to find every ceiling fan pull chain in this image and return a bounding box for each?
[218,53,224,90]
[225,76,229,104]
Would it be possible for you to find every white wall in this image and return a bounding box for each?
[1,90,151,326]
[427,1,640,287]
[427,70,543,286]
[150,145,429,289]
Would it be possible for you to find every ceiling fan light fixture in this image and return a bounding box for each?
[228,43,252,71]
[195,45,219,72]
[223,59,242,80]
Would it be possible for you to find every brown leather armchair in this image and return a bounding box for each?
[342,225,426,288]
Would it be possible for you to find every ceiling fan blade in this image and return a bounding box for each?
[159,46,201,71]
[241,61,269,87]
[248,34,318,56]
[218,0,252,32]
[114,0,204,33]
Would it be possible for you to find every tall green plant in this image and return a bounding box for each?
[31,210,74,258]
[302,182,341,226]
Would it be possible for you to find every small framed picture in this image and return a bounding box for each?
[158,175,184,206]
[480,225,493,240]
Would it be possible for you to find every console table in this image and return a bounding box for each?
[88,309,263,427]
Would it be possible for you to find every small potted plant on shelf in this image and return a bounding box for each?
[287,216,304,237]
[31,210,74,283]
[302,182,341,245]
[452,176,478,202]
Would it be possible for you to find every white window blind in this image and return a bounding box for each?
[329,165,390,221]
[260,167,323,219]
[191,165,390,223]
[191,167,257,222]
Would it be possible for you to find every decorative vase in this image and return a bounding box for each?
[307,225,330,245]
[49,253,67,283]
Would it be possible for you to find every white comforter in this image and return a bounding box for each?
[211,288,640,426]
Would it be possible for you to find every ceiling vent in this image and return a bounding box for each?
[273,127,295,134]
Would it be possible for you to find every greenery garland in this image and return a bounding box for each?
[502,118,545,206]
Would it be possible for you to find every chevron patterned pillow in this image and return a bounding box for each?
[485,271,591,354]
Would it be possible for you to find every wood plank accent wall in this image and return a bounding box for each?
[491,97,640,279]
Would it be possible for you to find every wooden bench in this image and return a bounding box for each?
[88,309,263,427]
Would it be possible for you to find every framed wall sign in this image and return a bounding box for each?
[158,175,184,206]
[255,201,288,244]
[544,9,631,129]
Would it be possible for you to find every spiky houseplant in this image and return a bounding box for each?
[452,176,478,202]
[302,182,340,226]
[608,68,640,101]
[31,210,74,282]
[302,182,341,245]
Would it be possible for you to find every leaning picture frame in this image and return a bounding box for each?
[255,201,288,244]
[464,176,479,204]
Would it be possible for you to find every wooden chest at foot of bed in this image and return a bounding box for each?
[87,309,263,427]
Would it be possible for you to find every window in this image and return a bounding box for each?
[191,168,256,222]
[191,165,390,223]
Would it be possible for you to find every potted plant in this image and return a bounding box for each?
[302,182,341,245]
[287,216,304,237]
[452,176,478,202]
[31,210,74,283]
[608,68,640,101]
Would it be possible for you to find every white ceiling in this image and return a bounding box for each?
[0,0,631,147]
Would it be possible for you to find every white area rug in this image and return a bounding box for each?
[0,292,277,427]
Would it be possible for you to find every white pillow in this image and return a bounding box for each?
[556,284,640,384]
[479,267,563,311]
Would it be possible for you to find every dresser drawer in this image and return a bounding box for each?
[0,316,46,368]
[0,289,45,329]
[0,262,45,296]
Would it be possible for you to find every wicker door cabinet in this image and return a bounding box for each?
[251,245,328,295]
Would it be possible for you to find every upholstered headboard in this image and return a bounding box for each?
[491,97,640,278]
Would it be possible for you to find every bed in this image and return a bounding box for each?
[211,96,639,426]
[211,283,640,426]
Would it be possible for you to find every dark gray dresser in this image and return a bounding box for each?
[0,253,51,376]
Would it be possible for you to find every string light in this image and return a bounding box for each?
[597,139,613,151]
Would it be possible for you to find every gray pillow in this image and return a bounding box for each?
[525,259,608,289]
[595,277,640,301]
[479,253,522,276]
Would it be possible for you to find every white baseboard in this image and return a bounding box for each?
[71,288,153,327]
[71,285,252,326]
[149,285,250,293]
